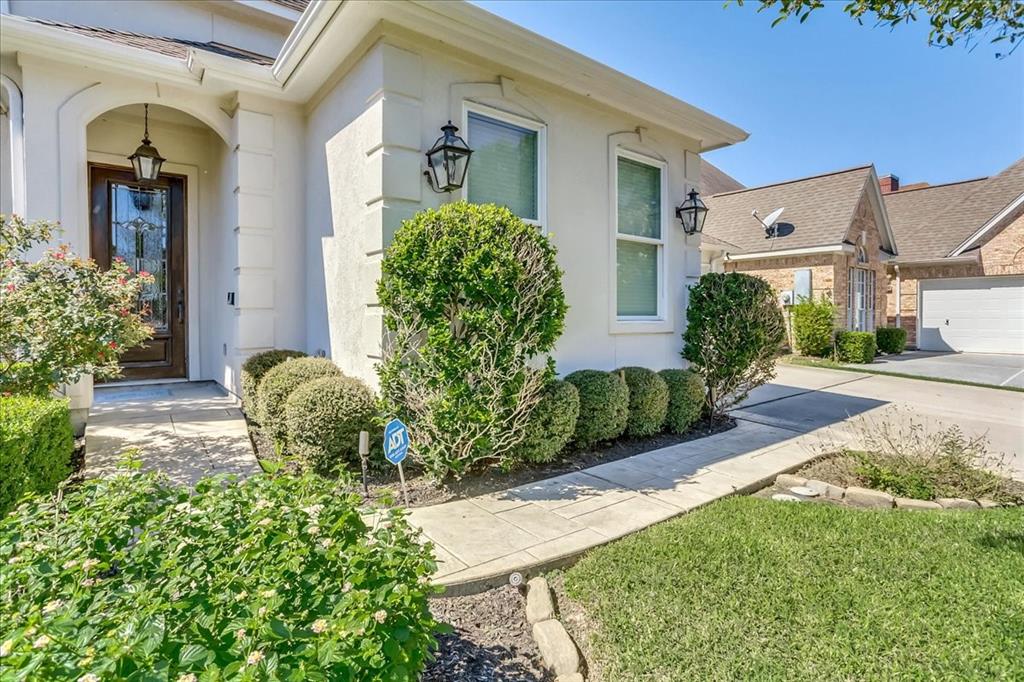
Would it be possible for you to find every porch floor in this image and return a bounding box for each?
[84,381,260,486]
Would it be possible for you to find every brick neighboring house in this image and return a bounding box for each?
[700,164,897,332]
[882,157,1024,352]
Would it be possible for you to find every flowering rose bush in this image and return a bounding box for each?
[0,467,440,680]
[0,214,153,394]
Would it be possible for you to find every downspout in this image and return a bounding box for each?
[894,264,901,329]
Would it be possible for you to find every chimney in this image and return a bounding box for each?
[879,174,900,194]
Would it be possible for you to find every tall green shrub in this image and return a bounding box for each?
[659,369,705,434]
[509,379,580,464]
[618,367,669,438]
[0,395,74,513]
[285,375,378,476]
[0,471,439,680]
[790,296,836,357]
[565,370,629,448]
[683,273,786,417]
[241,349,307,420]
[876,327,907,355]
[377,203,567,479]
[836,330,877,364]
[258,357,342,442]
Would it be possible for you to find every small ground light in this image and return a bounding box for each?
[508,572,524,588]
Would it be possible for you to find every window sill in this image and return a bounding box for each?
[609,318,674,335]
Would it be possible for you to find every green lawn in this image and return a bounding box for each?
[564,497,1024,681]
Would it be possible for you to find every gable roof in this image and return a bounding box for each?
[884,157,1024,262]
[25,17,275,65]
[702,165,883,255]
[700,161,744,196]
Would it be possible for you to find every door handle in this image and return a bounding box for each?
[177,287,185,323]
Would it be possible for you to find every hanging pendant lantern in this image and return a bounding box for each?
[128,103,166,183]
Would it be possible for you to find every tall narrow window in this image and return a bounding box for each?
[848,268,876,331]
[616,152,664,319]
[465,106,543,223]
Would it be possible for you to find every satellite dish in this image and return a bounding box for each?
[752,207,786,238]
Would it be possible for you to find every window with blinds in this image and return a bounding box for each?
[466,110,540,221]
[847,267,875,331]
[616,153,664,318]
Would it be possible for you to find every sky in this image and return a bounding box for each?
[472,0,1024,189]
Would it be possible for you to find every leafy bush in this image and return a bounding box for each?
[565,370,629,449]
[683,273,786,417]
[377,203,567,479]
[876,327,907,355]
[1,215,153,394]
[790,296,836,357]
[0,395,74,514]
[835,330,876,364]
[0,470,440,680]
[285,375,379,476]
[508,379,580,464]
[241,349,307,421]
[659,369,705,434]
[258,357,342,442]
[618,367,669,438]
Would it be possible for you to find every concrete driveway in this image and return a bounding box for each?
[736,364,1024,480]
[850,351,1024,388]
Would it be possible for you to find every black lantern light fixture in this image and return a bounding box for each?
[127,103,165,183]
[676,188,708,235]
[424,120,472,193]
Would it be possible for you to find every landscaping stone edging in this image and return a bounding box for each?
[526,576,586,681]
[772,475,1011,510]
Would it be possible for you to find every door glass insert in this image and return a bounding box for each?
[110,183,169,329]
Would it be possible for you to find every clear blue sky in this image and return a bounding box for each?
[473,0,1024,188]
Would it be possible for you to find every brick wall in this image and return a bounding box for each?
[886,209,1024,347]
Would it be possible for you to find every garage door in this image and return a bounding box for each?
[918,276,1024,353]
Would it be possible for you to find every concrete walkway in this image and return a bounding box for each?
[85,382,260,485]
[410,419,841,594]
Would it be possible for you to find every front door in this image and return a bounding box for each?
[89,165,187,381]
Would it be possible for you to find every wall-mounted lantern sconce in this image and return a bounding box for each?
[127,103,165,183]
[424,121,472,193]
[676,189,708,235]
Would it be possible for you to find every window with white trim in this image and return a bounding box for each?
[847,267,875,331]
[615,151,665,319]
[464,104,545,224]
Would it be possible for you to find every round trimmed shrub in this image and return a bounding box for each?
[876,326,907,355]
[258,357,342,442]
[0,472,439,680]
[285,375,378,476]
[835,330,877,364]
[241,349,307,420]
[509,379,580,464]
[659,369,705,434]
[565,370,629,449]
[618,367,669,438]
[791,297,836,357]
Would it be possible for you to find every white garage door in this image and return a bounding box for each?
[918,276,1024,354]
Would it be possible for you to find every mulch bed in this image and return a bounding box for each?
[424,585,553,682]
[248,417,735,509]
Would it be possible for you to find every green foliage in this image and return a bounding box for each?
[241,349,307,421]
[1,214,154,394]
[875,327,907,355]
[257,357,342,442]
[683,273,786,416]
[0,471,439,680]
[790,296,836,357]
[0,395,73,514]
[508,379,580,464]
[658,369,706,434]
[285,375,379,476]
[565,370,629,449]
[733,0,1024,57]
[618,367,669,438]
[376,203,567,479]
[835,330,877,364]
[565,496,1024,680]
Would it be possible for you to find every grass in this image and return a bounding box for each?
[780,354,1024,393]
[564,496,1024,681]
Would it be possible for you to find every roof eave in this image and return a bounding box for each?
[890,253,980,266]
[947,191,1024,256]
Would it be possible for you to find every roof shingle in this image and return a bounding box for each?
[702,166,873,254]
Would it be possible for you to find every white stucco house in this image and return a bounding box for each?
[0,0,747,414]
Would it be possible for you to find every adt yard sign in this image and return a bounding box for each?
[383,418,410,465]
